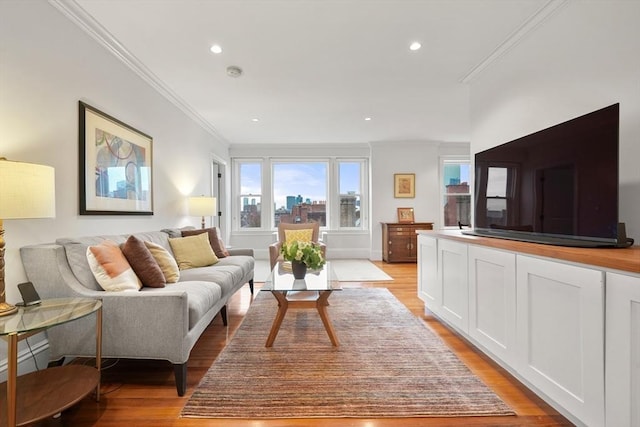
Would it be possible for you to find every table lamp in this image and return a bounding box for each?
[188,196,216,229]
[0,158,56,316]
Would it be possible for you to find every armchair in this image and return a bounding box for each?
[269,222,327,270]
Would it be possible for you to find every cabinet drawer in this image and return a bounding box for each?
[388,229,416,236]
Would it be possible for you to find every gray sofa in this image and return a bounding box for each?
[19,228,254,396]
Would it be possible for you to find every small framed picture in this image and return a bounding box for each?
[394,173,415,198]
[397,207,415,223]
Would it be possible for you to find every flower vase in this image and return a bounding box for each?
[291,260,307,279]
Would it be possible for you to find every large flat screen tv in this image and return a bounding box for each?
[464,103,630,248]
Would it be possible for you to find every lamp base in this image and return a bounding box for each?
[0,301,18,316]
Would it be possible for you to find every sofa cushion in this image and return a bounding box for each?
[181,227,227,258]
[144,241,180,283]
[169,233,218,270]
[179,264,242,297]
[161,227,190,239]
[214,255,255,281]
[87,240,141,292]
[140,281,222,329]
[122,235,166,288]
[63,242,102,291]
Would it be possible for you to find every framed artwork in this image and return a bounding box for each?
[397,207,415,223]
[79,101,153,215]
[394,173,415,198]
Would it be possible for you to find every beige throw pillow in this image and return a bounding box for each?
[144,241,180,283]
[87,240,141,292]
[284,228,313,245]
[169,232,219,270]
[181,227,227,258]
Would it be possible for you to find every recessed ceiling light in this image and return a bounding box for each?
[364,117,372,121]
[409,42,422,51]
[251,118,259,122]
[210,44,223,54]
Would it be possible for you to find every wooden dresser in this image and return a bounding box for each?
[381,222,433,262]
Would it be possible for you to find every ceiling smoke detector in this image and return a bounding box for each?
[226,65,243,78]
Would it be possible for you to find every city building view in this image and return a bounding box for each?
[241,193,360,228]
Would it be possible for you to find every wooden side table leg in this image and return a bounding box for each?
[7,333,18,427]
[266,292,288,347]
[95,306,102,402]
[317,291,339,346]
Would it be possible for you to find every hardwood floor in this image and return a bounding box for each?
[37,261,573,426]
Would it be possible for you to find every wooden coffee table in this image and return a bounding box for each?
[263,261,341,347]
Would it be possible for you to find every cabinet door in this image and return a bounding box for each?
[606,272,640,427]
[516,256,604,427]
[468,246,516,366]
[438,239,468,333]
[392,234,413,261]
[417,235,440,315]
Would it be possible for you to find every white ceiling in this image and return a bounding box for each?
[64,0,554,145]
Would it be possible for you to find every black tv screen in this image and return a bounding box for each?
[466,103,620,247]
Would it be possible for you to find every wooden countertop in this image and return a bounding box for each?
[417,230,640,275]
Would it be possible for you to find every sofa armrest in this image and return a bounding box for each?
[227,248,254,257]
[99,291,190,355]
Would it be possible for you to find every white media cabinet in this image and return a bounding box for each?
[417,230,640,427]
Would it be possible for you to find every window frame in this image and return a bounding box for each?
[335,158,366,230]
[232,157,369,232]
[235,159,264,229]
[440,156,471,229]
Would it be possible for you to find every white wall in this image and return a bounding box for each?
[370,141,469,260]
[470,1,640,240]
[0,1,227,302]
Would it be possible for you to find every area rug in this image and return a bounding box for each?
[253,259,393,282]
[330,259,393,281]
[181,288,515,419]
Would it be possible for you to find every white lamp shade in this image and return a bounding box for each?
[0,159,56,219]
[188,196,217,217]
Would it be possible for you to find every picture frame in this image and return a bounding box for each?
[397,207,415,223]
[79,101,154,215]
[394,173,415,198]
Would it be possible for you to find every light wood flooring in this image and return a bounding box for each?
[36,261,573,426]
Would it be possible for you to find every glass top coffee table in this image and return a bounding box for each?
[262,261,341,347]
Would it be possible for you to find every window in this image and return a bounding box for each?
[233,157,368,231]
[273,161,327,226]
[239,162,261,228]
[442,159,471,227]
[338,161,362,228]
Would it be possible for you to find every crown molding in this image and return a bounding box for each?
[48,0,229,145]
[460,0,569,84]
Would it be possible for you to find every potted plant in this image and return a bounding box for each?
[280,240,326,278]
